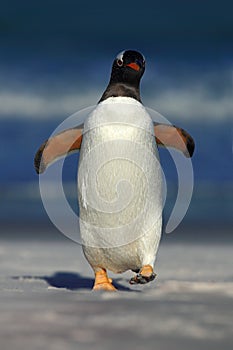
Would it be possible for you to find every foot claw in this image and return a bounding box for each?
[129,272,156,285]
[129,265,156,285]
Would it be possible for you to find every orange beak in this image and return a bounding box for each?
[126,62,140,71]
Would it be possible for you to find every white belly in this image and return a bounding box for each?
[78,97,163,273]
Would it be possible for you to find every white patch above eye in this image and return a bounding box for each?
[116,50,125,61]
[116,50,145,65]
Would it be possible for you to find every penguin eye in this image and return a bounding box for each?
[117,59,123,67]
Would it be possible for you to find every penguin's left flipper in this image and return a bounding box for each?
[154,124,195,157]
[34,128,83,174]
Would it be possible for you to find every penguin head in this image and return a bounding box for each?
[99,50,145,103]
[110,50,145,85]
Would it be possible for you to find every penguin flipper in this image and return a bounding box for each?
[34,128,83,174]
[154,124,195,157]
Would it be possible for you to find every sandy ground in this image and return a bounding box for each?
[0,230,233,350]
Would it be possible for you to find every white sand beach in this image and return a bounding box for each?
[0,227,232,350]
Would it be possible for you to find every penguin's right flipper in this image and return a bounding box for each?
[154,124,195,157]
[34,128,83,174]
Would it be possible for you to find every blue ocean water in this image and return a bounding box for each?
[0,1,232,228]
[0,117,232,226]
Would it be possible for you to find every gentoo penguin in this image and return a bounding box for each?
[35,50,195,291]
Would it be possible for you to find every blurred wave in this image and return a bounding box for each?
[0,63,232,122]
[0,85,232,121]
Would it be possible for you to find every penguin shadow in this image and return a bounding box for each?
[12,272,133,292]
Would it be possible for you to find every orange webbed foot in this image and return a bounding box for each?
[93,268,117,292]
[93,282,117,291]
